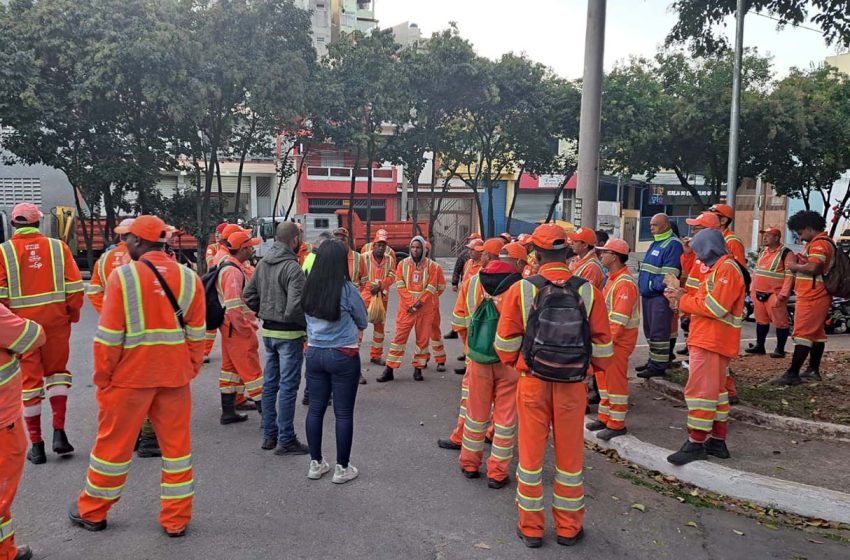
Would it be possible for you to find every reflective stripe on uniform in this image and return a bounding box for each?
[552,494,585,512]
[0,358,20,388]
[44,373,72,387]
[162,454,192,474]
[85,477,125,500]
[516,465,543,486]
[8,319,42,354]
[95,326,125,346]
[516,491,545,512]
[0,517,14,542]
[554,468,583,487]
[161,480,195,500]
[89,454,132,476]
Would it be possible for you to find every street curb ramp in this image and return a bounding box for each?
[584,418,850,525]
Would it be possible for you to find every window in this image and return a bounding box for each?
[313,218,330,229]
[0,178,42,206]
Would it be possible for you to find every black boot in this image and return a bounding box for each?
[444,330,459,339]
[136,431,162,458]
[770,345,808,386]
[69,502,107,532]
[13,544,33,560]
[235,399,257,411]
[413,368,424,381]
[667,439,707,465]
[220,394,248,424]
[27,442,46,465]
[585,420,605,431]
[376,366,394,383]
[802,342,825,381]
[668,337,677,363]
[771,327,789,358]
[704,437,731,459]
[255,399,262,416]
[52,429,74,455]
[745,324,769,354]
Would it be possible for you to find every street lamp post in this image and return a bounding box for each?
[576,0,606,230]
[725,0,747,207]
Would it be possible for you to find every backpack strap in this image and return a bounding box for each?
[139,258,185,329]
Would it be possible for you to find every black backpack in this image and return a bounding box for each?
[201,262,240,330]
[521,275,592,383]
[821,238,850,298]
[729,259,751,294]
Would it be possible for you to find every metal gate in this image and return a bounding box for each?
[414,195,474,258]
[622,211,638,251]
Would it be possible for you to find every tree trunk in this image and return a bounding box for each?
[546,173,573,222]
[198,138,218,275]
[235,117,258,220]
[285,144,309,221]
[429,165,457,257]
[102,185,116,245]
[409,163,423,237]
[505,165,525,233]
[70,184,94,271]
[672,166,706,209]
[348,147,360,250]
[365,143,374,243]
[215,158,224,217]
[486,177,495,238]
[273,144,293,226]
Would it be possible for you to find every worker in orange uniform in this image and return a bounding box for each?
[69,216,205,537]
[87,219,134,313]
[0,203,84,465]
[216,231,264,424]
[205,223,228,268]
[678,212,721,366]
[745,226,795,358]
[333,228,362,283]
[675,238,698,356]
[495,223,613,548]
[0,302,46,560]
[462,239,484,283]
[664,228,744,465]
[359,230,396,366]
[455,244,524,487]
[772,211,834,386]
[567,228,604,289]
[297,224,312,267]
[378,236,437,382]
[361,232,396,266]
[203,223,244,361]
[424,241,447,372]
[438,239,504,450]
[586,239,640,441]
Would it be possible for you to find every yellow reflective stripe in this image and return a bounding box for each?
[8,319,42,354]
[85,477,125,500]
[516,465,543,486]
[89,454,131,476]
[0,517,13,542]
[0,358,20,388]
[48,239,65,293]
[494,334,521,353]
[44,373,71,387]
[592,341,613,358]
[95,326,125,347]
[0,242,21,298]
[553,494,585,511]
[65,280,84,294]
[161,480,194,499]
[184,325,207,342]
[87,284,105,295]
[162,454,192,474]
[554,468,583,487]
[516,491,545,511]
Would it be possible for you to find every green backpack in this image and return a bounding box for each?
[466,276,514,365]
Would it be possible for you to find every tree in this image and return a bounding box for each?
[385,26,479,239]
[668,0,850,54]
[600,49,772,208]
[0,0,181,268]
[171,0,314,270]
[756,66,850,235]
[318,29,403,244]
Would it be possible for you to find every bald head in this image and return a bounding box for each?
[276,221,301,247]
[650,213,671,236]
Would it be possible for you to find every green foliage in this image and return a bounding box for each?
[668,0,850,55]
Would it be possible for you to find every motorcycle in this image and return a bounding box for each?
[826,297,850,334]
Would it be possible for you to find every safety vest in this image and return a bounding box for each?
[88,243,131,296]
[397,258,435,296]
[704,257,745,330]
[604,271,640,329]
[0,233,83,309]
[349,250,361,284]
[752,245,791,293]
[364,252,393,284]
[94,262,206,349]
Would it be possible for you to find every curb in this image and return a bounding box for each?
[584,418,850,525]
[645,377,850,443]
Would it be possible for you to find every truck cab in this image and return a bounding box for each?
[0,209,9,243]
[252,214,335,258]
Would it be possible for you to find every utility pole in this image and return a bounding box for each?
[725,0,747,207]
[576,0,606,230]
[751,175,763,252]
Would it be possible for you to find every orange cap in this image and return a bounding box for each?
[373,229,388,242]
[597,238,630,256]
[467,238,485,250]
[531,223,568,251]
[228,231,260,249]
[221,224,243,241]
[114,218,135,234]
[466,232,482,241]
[709,204,734,221]
[759,226,781,236]
[500,242,528,262]
[11,203,43,224]
[568,227,597,246]
[216,223,229,234]
[685,212,720,229]
[482,238,505,256]
[128,215,167,243]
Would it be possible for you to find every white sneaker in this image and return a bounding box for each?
[307,459,330,480]
[331,463,359,484]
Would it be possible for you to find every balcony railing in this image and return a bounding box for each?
[306,167,394,182]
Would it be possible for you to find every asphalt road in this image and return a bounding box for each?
[12,288,848,560]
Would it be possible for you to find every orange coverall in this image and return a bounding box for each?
[205,242,221,269]
[679,256,745,442]
[0,228,83,445]
[452,273,519,481]
[793,233,834,347]
[0,303,46,560]
[204,245,232,356]
[597,267,640,430]
[77,251,205,533]
[722,228,747,267]
[87,242,131,314]
[217,256,263,402]
[387,257,437,369]
[568,252,605,289]
[359,251,396,360]
[462,259,481,284]
[495,263,613,540]
[751,246,795,329]
[427,261,447,366]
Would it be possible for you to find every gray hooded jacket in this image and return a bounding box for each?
[244,241,306,332]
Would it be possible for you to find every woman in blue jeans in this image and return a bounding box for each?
[301,240,368,483]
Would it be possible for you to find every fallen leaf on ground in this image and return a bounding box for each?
[690,489,700,497]
[473,543,491,550]
[611,496,620,501]
[686,521,698,528]
[631,503,646,512]
[763,523,778,530]
[733,530,745,536]
[807,538,824,544]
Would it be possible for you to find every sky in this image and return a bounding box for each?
[377,0,845,80]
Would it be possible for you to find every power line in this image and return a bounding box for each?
[752,11,824,35]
